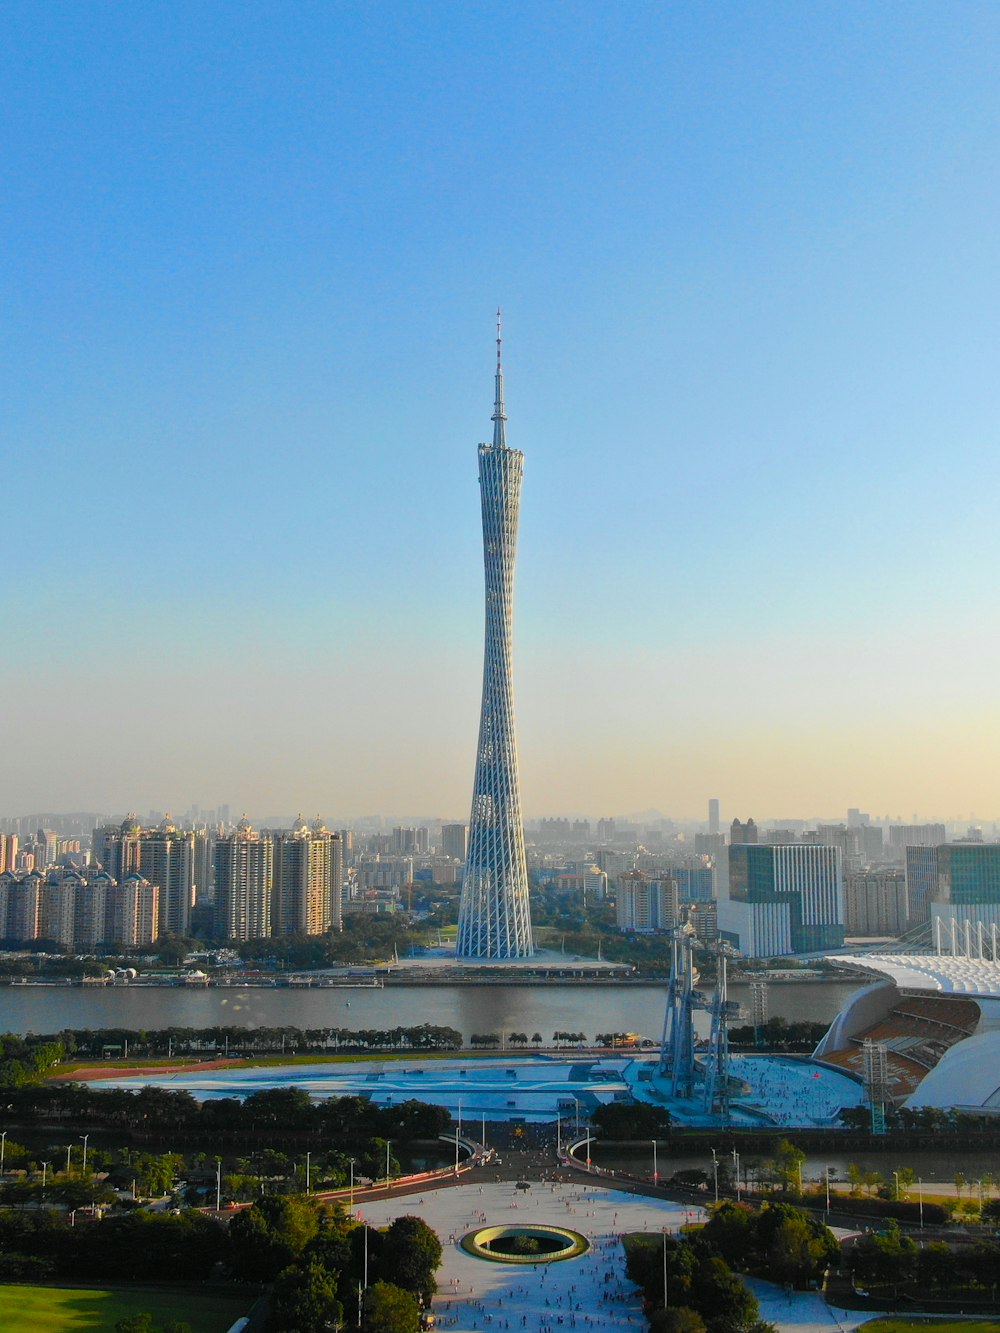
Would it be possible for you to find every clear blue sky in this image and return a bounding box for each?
[4,2,1000,822]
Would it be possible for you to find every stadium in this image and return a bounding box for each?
[814,954,1000,1112]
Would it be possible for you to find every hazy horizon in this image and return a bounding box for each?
[4,4,999,819]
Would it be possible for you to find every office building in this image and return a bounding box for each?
[708,798,720,837]
[718,843,844,958]
[905,845,938,929]
[926,843,1000,935]
[456,320,534,959]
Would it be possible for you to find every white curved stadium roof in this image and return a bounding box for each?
[828,954,1000,998]
[906,1031,1000,1109]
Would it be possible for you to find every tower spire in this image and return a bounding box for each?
[492,306,506,448]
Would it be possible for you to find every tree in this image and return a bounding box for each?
[766,1141,805,1196]
[699,1203,755,1269]
[268,1256,343,1332]
[228,1196,320,1282]
[917,1242,956,1290]
[689,1255,761,1333]
[363,1280,420,1333]
[755,1205,835,1287]
[651,1310,707,1333]
[850,1221,916,1289]
[380,1215,442,1303]
[591,1101,672,1140]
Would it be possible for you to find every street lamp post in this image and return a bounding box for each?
[305,1151,311,1195]
[41,1161,49,1193]
[0,1130,6,1177]
[893,1171,900,1201]
[65,1145,72,1176]
[917,1177,924,1229]
[385,1140,391,1186]
[573,1098,580,1136]
[585,1132,592,1169]
[215,1158,222,1212]
[662,1227,669,1309]
[710,1148,719,1203]
[80,1135,89,1175]
[825,1166,831,1216]
[349,1158,356,1210]
[732,1149,741,1200]
[556,1116,562,1159]
[652,1140,659,1185]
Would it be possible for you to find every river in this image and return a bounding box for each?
[0,979,862,1040]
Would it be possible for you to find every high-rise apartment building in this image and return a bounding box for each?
[272,818,343,936]
[214,818,273,941]
[94,815,195,937]
[844,870,908,936]
[456,319,533,959]
[889,823,947,850]
[109,873,160,947]
[615,871,680,932]
[0,834,17,874]
[718,843,844,958]
[5,872,41,942]
[708,799,720,837]
[730,817,758,845]
[441,823,469,861]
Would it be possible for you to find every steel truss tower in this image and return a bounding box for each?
[658,926,699,1097]
[456,315,534,959]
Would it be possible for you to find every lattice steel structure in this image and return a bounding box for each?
[456,316,534,959]
[862,1038,890,1135]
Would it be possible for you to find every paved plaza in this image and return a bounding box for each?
[354,1181,870,1333]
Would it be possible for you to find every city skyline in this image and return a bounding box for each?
[4,5,1000,817]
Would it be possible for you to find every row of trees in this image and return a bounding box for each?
[4,1081,451,1150]
[0,1033,67,1088]
[49,1023,463,1059]
[0,1206,224,1283]
[850,1220,1000,1295]
[728,1018,829,1051]
[838,1103,1000,1135]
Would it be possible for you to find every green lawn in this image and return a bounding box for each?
[862,1320,1000,1333]
[0,1284,251,1332]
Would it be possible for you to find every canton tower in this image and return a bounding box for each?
[456,314,534,959]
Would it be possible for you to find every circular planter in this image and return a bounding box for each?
[459,1224,589,1264]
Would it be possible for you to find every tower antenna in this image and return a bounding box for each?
[492,307,506,447]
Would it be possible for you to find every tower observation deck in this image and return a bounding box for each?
[456,315,534,959]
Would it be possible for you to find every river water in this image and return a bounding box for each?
[0,979,861,1041]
